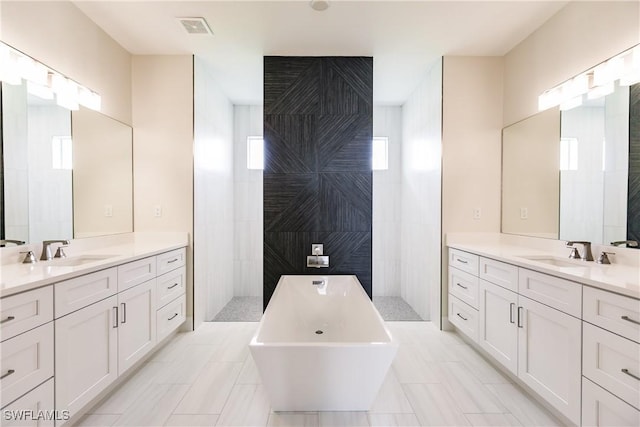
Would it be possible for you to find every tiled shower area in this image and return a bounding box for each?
[195,56,443,323]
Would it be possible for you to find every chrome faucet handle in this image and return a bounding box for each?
[610,240,638,248]
[566,241,594,261]
[597,251,615,265]
[0,239,26,247]
[40,239,71,261]
[566,246,581,259]
[54,246,67,259]
[20,251,37,264]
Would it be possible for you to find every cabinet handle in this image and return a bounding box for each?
[456,258,468,264]
[0,316,15,324]
[167,258,179,264]
[167,283,179,290]
[167,313,179,321]
[121,303,127,324]
[456,313,468,321]
[509,303,515,324]
[456,283,468,290]
[517,306,523,328]
[0,369,15,380]
[621,315,640,326]
[113,307,119,328]
[621,368,640,381]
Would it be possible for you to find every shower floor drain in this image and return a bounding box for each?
[315,330,323,334]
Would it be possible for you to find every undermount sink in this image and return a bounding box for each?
[48,255,115,267]
[519,255,589,268]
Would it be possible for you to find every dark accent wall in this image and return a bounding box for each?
[263,56,373,309]
[628,83,640,242]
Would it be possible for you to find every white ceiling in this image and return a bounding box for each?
[72,0,568,105]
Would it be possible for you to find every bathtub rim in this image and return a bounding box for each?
[251,274,397,348]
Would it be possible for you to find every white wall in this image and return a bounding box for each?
[233,106,263,297]
[503,1,639,126]
[373,106,402,296]
[132,55,194,324]
[400,59,442,320]
[27,103,73,243]
[193,57,235,324]
[560,106,606,243]
[441,56,504,323]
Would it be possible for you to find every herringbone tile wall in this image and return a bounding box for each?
[263,56,373,309]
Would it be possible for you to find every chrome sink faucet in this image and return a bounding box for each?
[40,239,70,261]
[566,241,594,261]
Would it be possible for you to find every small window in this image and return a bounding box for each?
[372,136,388,170]
[560,137,578,171]
[52,136,72,170]
[247,136,264,170]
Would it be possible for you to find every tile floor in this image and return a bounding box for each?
[75,322,564,427]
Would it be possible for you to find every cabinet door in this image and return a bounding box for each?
[55,296,118,419]
[517,295,581,425]
[118,279,156,374]
[1,378,55,427]
[478,279,518,375]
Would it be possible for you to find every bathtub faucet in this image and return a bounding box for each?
[307,244,329,268]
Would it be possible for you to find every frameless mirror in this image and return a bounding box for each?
[501,83,637,246]
[1,81,133,244]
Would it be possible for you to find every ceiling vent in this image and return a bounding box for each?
[177,17,213,36]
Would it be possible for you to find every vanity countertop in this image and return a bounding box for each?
[0,232,188,298]
[448,241,640,300]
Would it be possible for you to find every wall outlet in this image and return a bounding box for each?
[473,207,481,220]
[104,205,113,217]
[520,207,529,220]
[154,205,162,217]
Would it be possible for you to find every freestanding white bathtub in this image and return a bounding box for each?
[249,275,398,411]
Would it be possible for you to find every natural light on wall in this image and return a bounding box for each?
[247,136,264,170]
[372,137,388,170]
[560,137,578,171]
[52,136,73,170]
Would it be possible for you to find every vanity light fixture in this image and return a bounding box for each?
[0,41,101,111]
[538,44,640,111]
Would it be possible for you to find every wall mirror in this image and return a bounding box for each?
[1,81,133,244]
[501,83,637,246]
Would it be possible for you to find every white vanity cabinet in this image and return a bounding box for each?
[0,286,54,418]
[581,287,640,426]
[154,248,187,342]
[450,249,582,425]
[53,248,186,423]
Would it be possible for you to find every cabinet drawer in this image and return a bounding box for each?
[583,377,640,427]
[449,267,479,309]
[583,322,640,409]
[1,378,55,426]
[0,322,54,408]
[448,294,478,342]
[55,268,117,318]
[156,248,186,276]
[118,256,156,292]
[518,268,582,318]
[1,287,53,342]
[157,267,186,309]
[584,287,640,343]
[156,295,185,342]
[449,249,478,275]
[479,257,518,292]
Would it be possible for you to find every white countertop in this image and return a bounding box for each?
[0,232,188,298]
[448,241,640,299]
